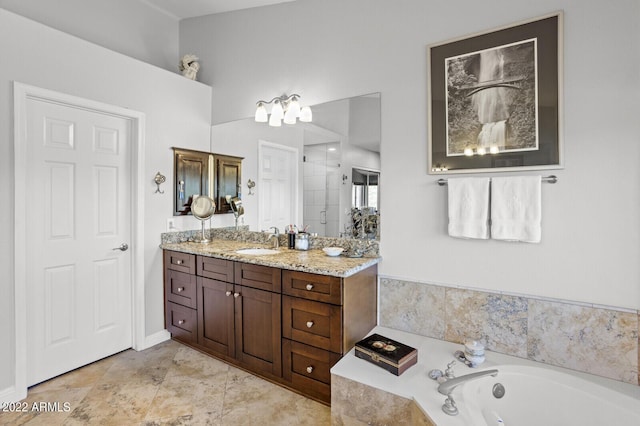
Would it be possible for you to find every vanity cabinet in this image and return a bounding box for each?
[197,276,235,356]
[195,256,282,378]
[164,251,198,344]
[281,266,377,402]
[163,249,377,405]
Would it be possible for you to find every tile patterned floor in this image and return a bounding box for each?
[2,340,331,425]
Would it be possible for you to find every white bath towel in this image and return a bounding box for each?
[491,176,542,243]
[447,177,490,239]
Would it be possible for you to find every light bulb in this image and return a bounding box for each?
[283,105,298,124]
[464,147,474,156]
[270,100,284,120]
[255,102,268,122]
[269,112,282,127]
[489,145,499,154]
[299,106,312,122]
[288,97,301,117]
[477,147,486,156]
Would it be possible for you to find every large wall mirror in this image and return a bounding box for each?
[210,93,381,238]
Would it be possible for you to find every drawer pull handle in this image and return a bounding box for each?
[306,321,314,328]
[306,366,314,374]
[305,284,314,291]
[178,320,185,325]
[234,292,241,298]
[226,291,232,297]
[175,260,183,265]
[177,287,184,292]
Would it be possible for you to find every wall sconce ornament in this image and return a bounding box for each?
[255,94,312,127]
[154,172,166,194]
[247,179,256,195]
[179,54,200,80]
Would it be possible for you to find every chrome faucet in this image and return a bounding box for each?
[437,368,498,416]
[268,226,280,248]
[438,368,498,395]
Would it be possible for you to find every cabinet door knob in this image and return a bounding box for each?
[177,287,184,292]
[306,321,314,328]
[225,291,232,297]
[234,292,241,298]
[305,284,314,291]
[178,320,185,325]
[175,259,183,265]
[306,366,314,374]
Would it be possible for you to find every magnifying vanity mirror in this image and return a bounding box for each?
[209,92,381,239]
[191,195,216,243]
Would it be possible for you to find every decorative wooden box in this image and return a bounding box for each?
[354,333,418,376]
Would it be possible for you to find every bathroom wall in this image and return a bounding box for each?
[0,0,179,71]
[180,0,640,311]
[0,9,211,398]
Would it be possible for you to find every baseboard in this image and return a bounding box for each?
[138,329,171,351]
[0,385,26,404]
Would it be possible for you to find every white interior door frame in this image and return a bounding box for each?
[12,82,146,401]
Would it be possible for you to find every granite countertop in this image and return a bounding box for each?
[160,239,380,278]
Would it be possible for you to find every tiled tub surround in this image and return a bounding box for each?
[379,277,640,385]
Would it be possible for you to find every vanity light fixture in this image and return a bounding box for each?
[255,94,312,127]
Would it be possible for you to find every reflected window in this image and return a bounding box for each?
[352,168,379,209]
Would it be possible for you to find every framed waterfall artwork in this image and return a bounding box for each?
[427,12,563,174]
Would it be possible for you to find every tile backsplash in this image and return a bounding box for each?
[379,277,639,385]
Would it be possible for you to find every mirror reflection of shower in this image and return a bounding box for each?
[303,142,341,237]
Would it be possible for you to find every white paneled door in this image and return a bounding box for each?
[25,97,132,386]
[258,141,298,233]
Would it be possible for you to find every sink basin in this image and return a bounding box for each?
[235,248,280,256]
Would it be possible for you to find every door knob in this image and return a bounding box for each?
[112,243,129,251]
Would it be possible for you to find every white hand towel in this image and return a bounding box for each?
[491,176,542,243]
[447,177,490,239]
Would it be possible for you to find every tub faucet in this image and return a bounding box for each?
[437,368,498,416]
[437,368,498,396]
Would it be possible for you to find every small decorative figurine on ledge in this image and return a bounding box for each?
[179,54,200,80]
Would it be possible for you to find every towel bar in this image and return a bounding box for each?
[437,175,558,186]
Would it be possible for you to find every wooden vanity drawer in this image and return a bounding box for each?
[164,250,196,274]
[166,301,197,344]
[235,262,281,293]
[282,339,340,403]
[282,270,342,304]
[165,269,197,308]
[197,255,234,281]
[283,296,342,353]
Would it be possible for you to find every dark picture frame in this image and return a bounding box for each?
[428,12,563,174]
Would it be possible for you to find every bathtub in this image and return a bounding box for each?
[455,364,640,426]
[330,326,640,426]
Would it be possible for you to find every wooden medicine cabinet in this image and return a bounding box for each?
[173,148,242,216]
